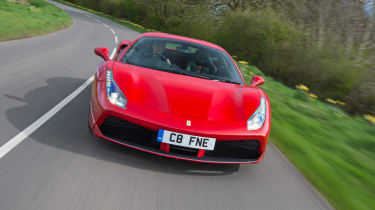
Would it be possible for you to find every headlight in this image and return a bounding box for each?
[247,97,266,130]
[106,69,127,109]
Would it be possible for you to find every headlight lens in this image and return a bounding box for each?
[106,69,127,109]
[247,97,266,130]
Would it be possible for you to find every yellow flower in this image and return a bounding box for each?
[326,98,337,104]
[336,100,346,106]
[239,61,248,65]
[250,72,254,75]
[364,114,375,125]
[296,84,309,92]
[309,93,318,99]
[232,55,237,59]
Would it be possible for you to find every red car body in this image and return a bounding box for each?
[89,32,271,164]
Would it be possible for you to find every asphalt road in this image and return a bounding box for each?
[0,1,332,210]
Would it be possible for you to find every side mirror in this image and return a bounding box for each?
[94,47,110,61]
[250,75,265,87]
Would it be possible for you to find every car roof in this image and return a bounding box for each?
[139,32,226,52]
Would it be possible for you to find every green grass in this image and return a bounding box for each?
[0,0,72,41]
[55,0,150,33]
[239,64,375,210]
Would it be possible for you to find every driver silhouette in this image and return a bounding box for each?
[151,40,166,55]
[149,40,171,65]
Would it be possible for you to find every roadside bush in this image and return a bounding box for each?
[29,0,47,7]
[162,15,214,41]
[346,70,375,115]
[264,43,365,100]
[118,0,146,22]
[213,10,301,66]
[213,10,366,106]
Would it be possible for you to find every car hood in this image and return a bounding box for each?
[112,63,261,121]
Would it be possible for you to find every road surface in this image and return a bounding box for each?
[0,1,332,209]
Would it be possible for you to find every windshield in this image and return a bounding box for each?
[121,37,243,85]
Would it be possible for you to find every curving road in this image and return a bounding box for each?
[0,1,332,209]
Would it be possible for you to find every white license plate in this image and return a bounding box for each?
[157,129,216,150]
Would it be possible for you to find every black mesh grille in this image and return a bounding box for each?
[99,116,260,161]
[207,140,260,159]
[99,116,159,148]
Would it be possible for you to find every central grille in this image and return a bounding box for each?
[169,144,198,155]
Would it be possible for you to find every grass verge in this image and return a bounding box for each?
[0,0,72,41]
[239,64,375,210]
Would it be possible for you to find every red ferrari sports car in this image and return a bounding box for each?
[88,32,271,164]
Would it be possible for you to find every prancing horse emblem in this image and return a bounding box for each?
[186,120,191,126]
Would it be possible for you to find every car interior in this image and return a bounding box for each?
[121,37,242,83]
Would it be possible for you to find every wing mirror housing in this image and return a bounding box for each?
[94,47,110,61]
[250,75,265,87]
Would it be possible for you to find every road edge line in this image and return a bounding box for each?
[0,76,94,159]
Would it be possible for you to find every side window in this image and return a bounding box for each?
[166,42,178,50]
[166,42,190,53]
[188,47,198,53]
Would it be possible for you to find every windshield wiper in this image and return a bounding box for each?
[177,71,242,84]
[214,79,242,84]
[161,69,242,84]
[175,71,212,79]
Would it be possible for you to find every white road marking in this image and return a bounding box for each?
[0,44,117,159]
[110,29,115,34]
[0,76,94,159]
[0,10,120,159]
[0,9,117,158]
[110,47,117,59]
[104,24,109,28]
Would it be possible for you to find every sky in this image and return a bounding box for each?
[364,0,374,17]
